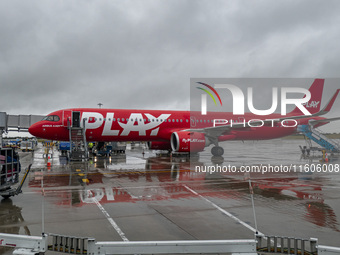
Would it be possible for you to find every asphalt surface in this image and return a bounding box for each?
[1,139,340,254]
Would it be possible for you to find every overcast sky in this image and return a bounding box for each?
[1,0,340,133]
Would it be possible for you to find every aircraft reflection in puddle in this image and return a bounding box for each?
[28,155,339,231]
[0,198,31,254]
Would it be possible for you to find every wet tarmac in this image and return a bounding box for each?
[1,139,340,254]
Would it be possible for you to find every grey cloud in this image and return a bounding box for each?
[0,0,340,131]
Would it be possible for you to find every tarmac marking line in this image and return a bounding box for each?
[91,196,129,242]
[183,185,265,236]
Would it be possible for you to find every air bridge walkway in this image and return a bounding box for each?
[0,112,44,133]
[0,112,44,147]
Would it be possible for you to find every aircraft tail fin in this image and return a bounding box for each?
[317,88,340,115]
[289,79,324,116]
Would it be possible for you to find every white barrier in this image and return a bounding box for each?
[0,233,47,254]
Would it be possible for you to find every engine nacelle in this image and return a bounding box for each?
[170,131,208,153]
[147,141,171,150]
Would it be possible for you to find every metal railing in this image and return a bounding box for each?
[82,118,88,159]
[256,234,318,255]
[298,125,339,152]
[313,128,339,150]
[48,233,89,254]
[2,232,340,255]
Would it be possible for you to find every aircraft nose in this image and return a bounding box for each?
[28,122,41,137]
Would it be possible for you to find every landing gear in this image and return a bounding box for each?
[211,146,224,157]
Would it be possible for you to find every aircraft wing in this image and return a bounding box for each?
[186,123,251,138]
[309,117,340,126]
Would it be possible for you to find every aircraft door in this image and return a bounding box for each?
[62,110,72,127]
[72,111,81,128]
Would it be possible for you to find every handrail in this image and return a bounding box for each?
[82,118,88,158]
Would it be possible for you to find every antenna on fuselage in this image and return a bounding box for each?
[98,103,103,108]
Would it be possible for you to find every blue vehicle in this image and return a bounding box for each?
[59,142,71,155]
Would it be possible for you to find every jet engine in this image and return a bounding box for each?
[170,131,208,153]
[147,141,172,150]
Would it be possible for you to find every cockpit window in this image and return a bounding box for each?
[42,115,60,122]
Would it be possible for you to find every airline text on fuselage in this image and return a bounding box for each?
[80,112,171,136]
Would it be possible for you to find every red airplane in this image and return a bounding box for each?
[28,79,340,156]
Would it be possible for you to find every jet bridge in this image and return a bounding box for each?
[0,112,44,147]
[0,112,44,132]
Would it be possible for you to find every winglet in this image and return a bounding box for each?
[277,87,340,120]
[321,89,340,113]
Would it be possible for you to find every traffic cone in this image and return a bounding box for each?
[325,153,329,162]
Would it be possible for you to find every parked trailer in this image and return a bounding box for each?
[0,148,31,199]
[0,148,20,188]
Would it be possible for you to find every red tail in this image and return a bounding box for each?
[289,79,324,116]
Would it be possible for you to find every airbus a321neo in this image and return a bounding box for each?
[29,79,340,156]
